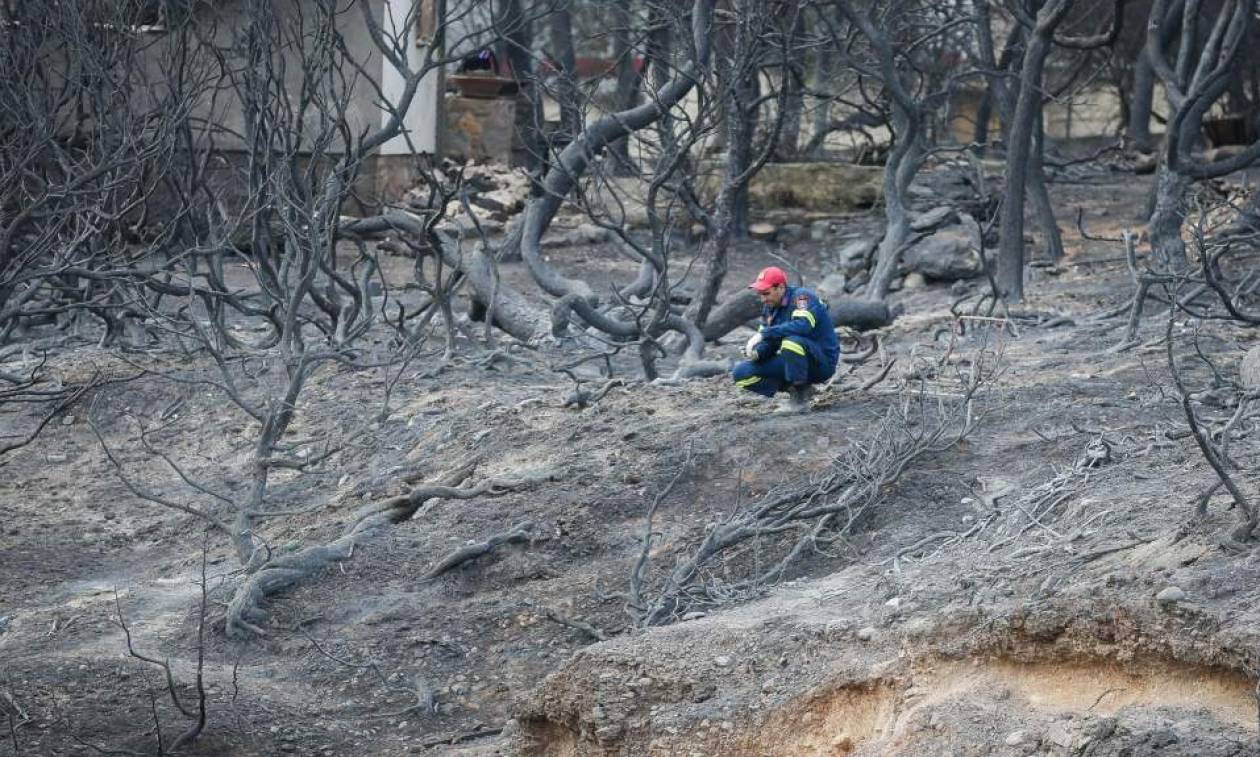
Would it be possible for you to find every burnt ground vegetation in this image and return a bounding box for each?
[5,163,1260,756]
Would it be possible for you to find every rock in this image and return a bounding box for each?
[468,188,523,221]
[910,206,958,232]
[726,162,882,212]
[61,414,74,426]
[689,224,708,243]
[1046,722,1075,748]
[713,655,732,667]
[810,220,831,240]
[856,626,877,641]
[1134,153,1157,174]
[540,223,607,248]
[837,239,876,263]
[749,222,778,241]
[572,223,608,244]
[444,96,516,164]
[888,276,903,292]
[816,273,848,303]
[1240,346,1260,391]
[1156,586,1186,605]
[885,597,902,609]
[1005,730,1029,746]
[902,272,927,289]
[903,217,983,280]
[779,223,804,241]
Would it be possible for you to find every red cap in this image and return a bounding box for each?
[748,266,788,292]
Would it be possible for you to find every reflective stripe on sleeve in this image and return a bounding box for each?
[791,309,817,328]
[735,376,762,387]
[779,339,806,356]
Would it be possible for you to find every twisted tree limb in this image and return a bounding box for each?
[421,522,533,581]
[225,462,551,638]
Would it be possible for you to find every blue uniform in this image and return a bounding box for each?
[731,286,839,397]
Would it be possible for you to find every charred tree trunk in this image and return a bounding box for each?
[988,23,1028,146]
[971,0,998,151]
[1146,0,1257,273]
[808,41,834,159]
[1127,50,1157,150]
[832,2,925,302]
[773,13,806,161]
[549,1,582,143]
[997,0,1069,302]
[1028,105,1065,260]
[517,0,713,301]
[497,0,544,185]
[608,1,641,176]
[1149,167,1191,270]
[1129,1,1182,152]
[727,69,758,239]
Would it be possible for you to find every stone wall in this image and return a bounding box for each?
[444,95,518,165]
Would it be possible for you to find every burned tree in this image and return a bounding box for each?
[995,0,1126,302]
[1146,0,1260,272]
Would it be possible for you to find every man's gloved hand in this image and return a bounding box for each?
[743,332,763,360]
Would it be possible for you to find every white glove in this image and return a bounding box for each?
[743,332,763,359]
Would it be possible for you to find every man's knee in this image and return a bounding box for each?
[732,361,772,395]
[778,341,811,385]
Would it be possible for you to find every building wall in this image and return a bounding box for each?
[136,0,441,209]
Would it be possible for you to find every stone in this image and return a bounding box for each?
[816,273,848,303]
[1156,586,1186,605]
[713,655,732,667]
[903,272,927,289]
[1046,722,1074,748]
[444,95,516,164]
[810,220,832,240]
[1134,153,1157,175]
[910,206,958,232]
[902,217,983,280]
[837,238,876,263]
[733,162,883,212]
[1005,730,1028,746]
[885,597,902,609]
[856,626,877,641]
[779,223,804,241]
[749,223,778,241]
[1240,346,1260,391]
[572,223,608,244]
[540,233,569,249]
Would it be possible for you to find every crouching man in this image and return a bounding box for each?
[731,266,839,412]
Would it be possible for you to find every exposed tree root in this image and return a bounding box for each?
[421,523,533,581]
[225,462,550,638]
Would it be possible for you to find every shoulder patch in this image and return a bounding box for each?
[794,293,811,309]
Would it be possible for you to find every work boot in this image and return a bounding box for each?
[780,384,813,413]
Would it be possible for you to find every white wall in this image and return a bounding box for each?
[379,0,441,156]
